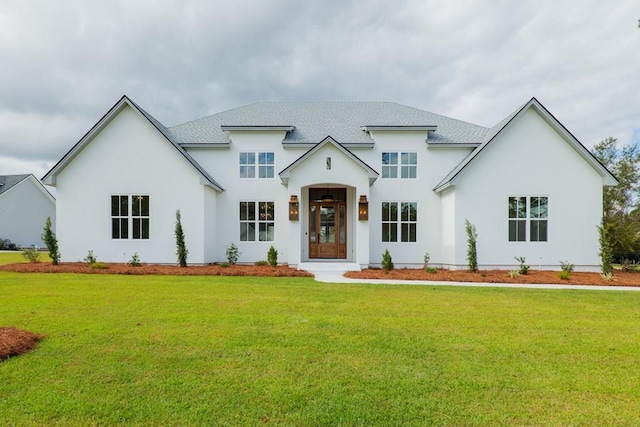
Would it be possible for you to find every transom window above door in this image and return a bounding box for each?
[239,152,275,178]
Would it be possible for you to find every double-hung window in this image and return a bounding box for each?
[240,201,275,241]
[240,152,274,178]
[111,195,150,240]
[382,202,417,242]
[382,152,417,179]
[508,196,548,242]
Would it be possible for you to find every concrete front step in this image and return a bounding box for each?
[297,262,362,273]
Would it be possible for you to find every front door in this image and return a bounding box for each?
[309,200,347,259]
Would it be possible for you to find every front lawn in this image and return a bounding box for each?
[1,272,640,425]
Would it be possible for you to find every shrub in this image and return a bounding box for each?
[381,249,394,273]
[254,260,268,266]
[425,267,438,274]
[175,210,188,267]
[423,252,430,271]
[465,219,478,273]
[621,258,633,272]
[601,272,615,281]
[220,262,230,268]
[558,261,574,280]
[515,256,529,275]
[598,221,613,276]
[129,252,141,267]
[267,245,278,267]
[84,250,97,265]
[22,247,40,263]
[226,243,241,265]
[42,216,60,265]
[508,270,520,279]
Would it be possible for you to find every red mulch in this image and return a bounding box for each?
[0,262,313,277]
[0,327,44,361]
[345,268,640,287]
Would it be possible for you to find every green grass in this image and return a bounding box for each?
[0,250,28,265]
[2,272,640,426]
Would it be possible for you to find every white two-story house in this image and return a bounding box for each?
[42,96,617,270]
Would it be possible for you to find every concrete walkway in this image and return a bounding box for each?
[310,270,640,291]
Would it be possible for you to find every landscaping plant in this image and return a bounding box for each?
[21,247,40,263]
[515,256,529,275]
[175,210,188,267]
[381,248,394,272]
[42,216,59,265]
[465,219,478,272]
[598,221,613,276]
[226,243,241,264]
[267,245,278,267]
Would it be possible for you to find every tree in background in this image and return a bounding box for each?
[592,137,640,257]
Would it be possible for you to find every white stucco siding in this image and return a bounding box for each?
[0,178,55,248]
[55,106,208,264]
[452,108,603,270]
[366,131,472,267]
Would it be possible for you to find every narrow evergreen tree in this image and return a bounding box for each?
[42,216,60,265]
[175,210,188,267]
[465,219,478,273]
[598,220,614,276]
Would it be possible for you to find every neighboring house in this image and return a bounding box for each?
[42,96,617,270]
[0,174,56,248]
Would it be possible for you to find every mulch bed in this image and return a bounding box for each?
[0,327,44,361]
[0,262,313,277]
[345,268,640,287]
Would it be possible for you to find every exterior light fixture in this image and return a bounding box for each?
[289,195,299,221]
[358,195,369,220]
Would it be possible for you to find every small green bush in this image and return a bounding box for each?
[226,243,241,265]
[515,256,529,275]
[22,247,40,263]
[558,271,571,280]
[129,252,141,267]
[558,261,574,280]
[423,252,430,271]
[381,249,394,273]
[84,250,97,265]
[220,262,230,268]
[254,260,268,266]
[267,246,278,267]
[425,267,438,274]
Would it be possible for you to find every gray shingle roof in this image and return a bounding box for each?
[169,102,489,145]
[0,174,30,196]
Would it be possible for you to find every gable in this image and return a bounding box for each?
[42,96,223,191]
[433,98,618,192]
[279,136,379,186]
[0,174,55,205]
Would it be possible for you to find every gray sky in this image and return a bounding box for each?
[1,0,638,179]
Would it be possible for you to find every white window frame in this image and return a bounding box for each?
[382,152,417,179]
[240,152,274,179]
[382,201,417,242]
[111,194,150,240]
[508,196,548,242]
[239,201,275,242]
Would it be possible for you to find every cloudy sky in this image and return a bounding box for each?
[0,0,638,179]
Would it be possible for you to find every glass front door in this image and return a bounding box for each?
[309,200,346,259]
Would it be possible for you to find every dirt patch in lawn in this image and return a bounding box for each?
[0,262,313,277]
[345,268,640,287]
[0,327,44,361]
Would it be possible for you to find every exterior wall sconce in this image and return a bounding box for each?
[358,195,369,220]
[289,195,299,220]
